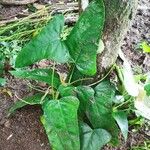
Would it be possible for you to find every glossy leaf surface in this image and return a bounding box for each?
[86,81,119,145]
[42,96,80,150]
[65,0,105,75]
[15,15,70,68]
[58,85,94,117]
[80,123,111,150]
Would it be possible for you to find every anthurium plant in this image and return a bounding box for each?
[9,0,128,149]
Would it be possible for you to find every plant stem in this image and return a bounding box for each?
[40,87,51,104]
[68,65,75,84]
[69,77,93,85]
[51,62,56,99]
[15,93,37,105]
[88,64,116,87]
[113,97,132,110]
[115,65,124,83]
[26,81,46,93]
[55,91,60,99]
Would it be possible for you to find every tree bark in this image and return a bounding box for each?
[79,0,138,80]
[97,0,138,76]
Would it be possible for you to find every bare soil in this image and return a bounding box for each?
[0,0,150,150]
[122,0,150,73]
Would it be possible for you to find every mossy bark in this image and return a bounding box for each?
[97,0,138,75]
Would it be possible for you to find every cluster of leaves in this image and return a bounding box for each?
[0,6,51,86]
[9,0,128,149]
[0,40,22,86]
[0,41,22,67]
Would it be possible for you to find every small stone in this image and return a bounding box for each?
[4,120,10,128]
[7,133,13,140]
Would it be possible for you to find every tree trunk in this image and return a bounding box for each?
[97,0,138,75]
[80,0,138,79]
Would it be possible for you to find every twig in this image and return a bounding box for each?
[15,93,37,105]
[40,87,51,104]
[26,81,46,93]
[70,77,93,85]
[88,64,116,87]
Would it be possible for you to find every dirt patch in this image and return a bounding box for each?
[122,0,150,73]
[0,77,50,150]
[0,106,50,150]
[103,133,147,150]
[0,5,25,20]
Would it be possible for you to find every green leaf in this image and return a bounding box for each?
[58,85,76,97]
[10,68,60,88]
[8,93,44,115]
[68,67,86,86]
[144,84,150,96]
[76,86,94,117]
[113,111,128,141]
[58,85,94,117]
[80,123,111,150]
[15,15,70,68]
[65,0,105,75]
[0,78,6,86]
[86,81,119,145]
[141,42,150,53]
[42,96,80,150]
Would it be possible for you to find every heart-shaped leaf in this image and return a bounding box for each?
[65,0,105,75]
[41,96,80,150]
[10,68,60,88]
[15,15,70,68]
[80,123,111,150]
[86,81,119,145]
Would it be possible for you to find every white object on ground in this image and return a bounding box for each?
[135,85,150,120]
[119,50,139,97]
[81,0,89,10]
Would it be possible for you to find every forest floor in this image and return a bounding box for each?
[0,0,150,150]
